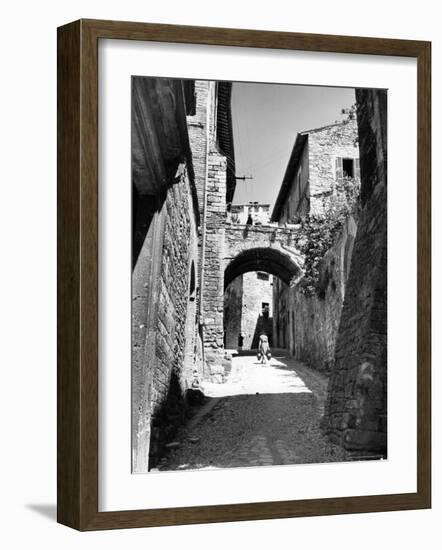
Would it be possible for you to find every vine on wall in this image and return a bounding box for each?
[297,176,360,296]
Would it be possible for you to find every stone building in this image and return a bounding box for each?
[271,118,360,371]
[131,77,235,472]
[224,202,274,351]
[189,80,237,382]
[229,202,272,225]
[272,118,360,223]
[224,271,274,350]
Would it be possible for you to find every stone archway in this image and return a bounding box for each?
[202,224,305,381]
[224,246,303,290]
[223,247,303,353]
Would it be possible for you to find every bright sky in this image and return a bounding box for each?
[231,82,355,207]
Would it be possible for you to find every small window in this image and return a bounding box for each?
[355,158,361,179]
[342,158,355,178]
[257,272,269,281]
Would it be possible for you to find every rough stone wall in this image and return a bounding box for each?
[201,150,228,381]
[225,224,304,267]
[186,81,213,212]
[186,80,214,324]
[185,80,233,383]
[148,171,201,463]
[272,209,357,370]
[292,215,357,372]
[308,119,359,216]
[322,89,387,455]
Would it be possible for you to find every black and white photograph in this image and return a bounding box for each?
[131,77,387,474]
[0,0,436,540]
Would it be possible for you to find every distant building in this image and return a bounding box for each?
[271,118,360,223]
[271,118,360,361]
[229,202,271,225]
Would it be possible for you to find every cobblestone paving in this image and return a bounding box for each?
[157,351,348,471]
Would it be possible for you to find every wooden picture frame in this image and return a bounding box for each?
[57,19,431,531]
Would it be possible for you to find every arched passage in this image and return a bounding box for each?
[224,247,302,290]
[223,247,303,351]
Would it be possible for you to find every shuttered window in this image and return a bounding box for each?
[336,157,360,180]
[355,158,360,179]
[335,156,343,181]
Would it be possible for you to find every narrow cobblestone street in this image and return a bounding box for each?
[156,350,347,471]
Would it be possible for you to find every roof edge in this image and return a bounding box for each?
[270,133,308,221]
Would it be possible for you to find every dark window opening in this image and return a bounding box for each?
[342,158,355,178]
[183,80,196,116]
[132,188,157,269]
[257,272,269,281]
[189,261,196,301]
[262,302,270,318]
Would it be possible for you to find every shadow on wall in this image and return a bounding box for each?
[149,369,186,470]
[251,315,273,349]
[149,353,209,470]
[133,186,160,268]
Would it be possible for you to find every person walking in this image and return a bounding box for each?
[258,332,271,365]
[238,333,244,351]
